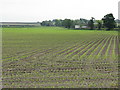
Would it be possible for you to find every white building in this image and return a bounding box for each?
[75,25,80,29]
[81,26,87,29]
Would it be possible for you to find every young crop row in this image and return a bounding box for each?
[59,36,108,58]
[53,35,118,59]
[107,36,115,55]
[115,36,119,55]
[2,28,118,88]
[3,35,118,67]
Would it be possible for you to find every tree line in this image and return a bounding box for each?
[41,13,120,31]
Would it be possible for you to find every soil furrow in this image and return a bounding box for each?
[92,37,109,55]
[108,36,115,55]
[78,39,102,56]
[20,49,53,60]
[85,38,105,55]
[55,44,80,56]
[62,41,92,56]
[3,48,56,66]
[100,36,112,55]
[2,49,40,60]
[115,36,119,55]
[53,41,90,57]
[68,41,94,57]
[65,39,100,58]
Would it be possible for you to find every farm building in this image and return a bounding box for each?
[81,26,88,29]
[74,25,88,30]
[75,25,80,29]
[0,22,41,27]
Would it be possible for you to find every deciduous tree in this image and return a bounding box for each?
[102,13,116,30]
[88,17,95,30]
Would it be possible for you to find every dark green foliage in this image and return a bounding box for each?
[88,17,95,30]
[53,19,63,26]
[41,18,89,29]
[80,18,89,25]
[118,25,120,31]
[102,13,116,30]
[41,20,54,26]
[40,15,117,31]
[62,19,73,28]
[118,25,120,28]
[97,20,102,30]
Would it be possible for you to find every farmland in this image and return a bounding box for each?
[2,27,118,88]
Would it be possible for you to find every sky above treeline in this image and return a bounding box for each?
[1,0,119,22]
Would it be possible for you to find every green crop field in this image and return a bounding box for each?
[2,27,118,88]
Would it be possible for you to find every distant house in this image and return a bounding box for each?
[75,25,80,29]
[0,22,41,27]
[81,26,88,29]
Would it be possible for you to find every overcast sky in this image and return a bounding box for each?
[1,0,119,22]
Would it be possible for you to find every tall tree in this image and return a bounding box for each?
[62,19,73,28]
[102,13,116,30]
[118,25,120,30]
[97,20,102,30]
[53,19,63,26]
[88,17,95,30]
